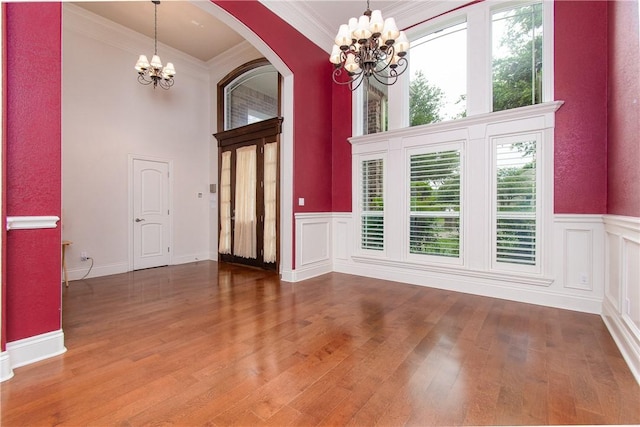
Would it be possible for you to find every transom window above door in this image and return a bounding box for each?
[223,62,279,131]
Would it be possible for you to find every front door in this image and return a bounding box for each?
[215,118,282,271]
[132,158,171,270]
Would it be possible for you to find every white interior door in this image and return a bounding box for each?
[133,159,170,270]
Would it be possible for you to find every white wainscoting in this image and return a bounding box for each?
[602,215,640,384]
[295,212,606,313]
[289,213,333,282]
[2,330,67,382]
[553,215,605,307]
[331,212,606,313]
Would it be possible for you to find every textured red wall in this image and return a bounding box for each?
[212,0,334,214]
[554,1,609,214]
[1,4,6,351]
[607,0,640,217]
[331,85,352,212]
[5,3,62,342]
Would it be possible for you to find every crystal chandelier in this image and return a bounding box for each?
[134,0,176,90]
[330,0,409,91]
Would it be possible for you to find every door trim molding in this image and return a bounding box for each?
[128,154,174,272]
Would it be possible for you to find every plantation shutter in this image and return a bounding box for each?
[409,150,461,257]
[495,140,537,266]
[361,158,384,251]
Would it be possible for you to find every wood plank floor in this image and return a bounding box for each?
[2,261,639,426]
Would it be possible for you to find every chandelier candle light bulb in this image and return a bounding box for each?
[330,0,409,91]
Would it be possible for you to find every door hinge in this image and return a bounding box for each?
[167,210,170,215]
[168,247,170,253]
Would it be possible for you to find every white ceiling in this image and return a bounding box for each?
[73,1,460,63]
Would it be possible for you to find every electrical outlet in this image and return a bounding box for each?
[81,251,88,261]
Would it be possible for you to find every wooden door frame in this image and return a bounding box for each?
[214,117,283,271]
[127,154,174,272]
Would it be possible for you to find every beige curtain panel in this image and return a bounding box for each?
[233,145,257,259]
[263,142,278,263]
[218,151,232,254]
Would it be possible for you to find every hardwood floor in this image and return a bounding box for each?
[2,261,639,426]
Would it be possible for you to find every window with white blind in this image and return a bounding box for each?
[409,149,461,259]
[494,137,538,270]
[361,158,384,251]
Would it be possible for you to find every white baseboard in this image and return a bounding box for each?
[602,296,640,385]
[67,261,128,281]
[333,260,603,314]
[284,261,332,283]
[0,351,14,382]
[66,254,215,281]
[171,252,212,265]
[5,330,66,372]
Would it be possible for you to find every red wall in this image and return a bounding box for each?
[212,0,335,214]
[1,4,6,351]
[607,0,640,217]
[554,1,609,214]
[4,3,62,342]
[331,85,352,212]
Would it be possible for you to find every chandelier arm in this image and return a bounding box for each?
[332,67,363,86]
[370,70,398,86]
[349,75,366,91]
[159,78,174,90]
[138,74,154,86]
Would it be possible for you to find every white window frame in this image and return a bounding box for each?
[490,132,542,274]
[405,142,464,266]
[355,152,387,257]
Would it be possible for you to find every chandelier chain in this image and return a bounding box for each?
[154,2,158,55]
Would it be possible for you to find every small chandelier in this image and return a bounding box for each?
[135,0,176,90]
[330,0,409,91]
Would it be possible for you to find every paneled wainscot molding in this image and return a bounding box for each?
[602,215,640,384]
[290,213,333,282]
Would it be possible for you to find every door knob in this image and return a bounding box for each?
[135,218,145,222]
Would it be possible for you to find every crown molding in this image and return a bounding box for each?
[260,0,332,52]
[260,0,471,54]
